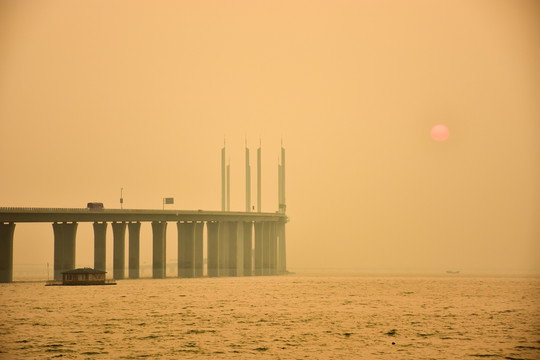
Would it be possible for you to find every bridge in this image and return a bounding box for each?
[0,143,288,283]
[0,207,287,282]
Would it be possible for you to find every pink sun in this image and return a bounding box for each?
[430,124,449,141]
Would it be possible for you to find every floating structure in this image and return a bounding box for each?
[45,267,115,286]
[62,267,114,285]
[0,142,288,283]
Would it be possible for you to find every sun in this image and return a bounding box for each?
[431,124,449,141]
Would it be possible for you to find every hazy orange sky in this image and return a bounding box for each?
[1,0,539,275]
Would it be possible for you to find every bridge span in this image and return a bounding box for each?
[0,207,288,283]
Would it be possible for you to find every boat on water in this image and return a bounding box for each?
[446,270,460,274]
[46,267,116,286]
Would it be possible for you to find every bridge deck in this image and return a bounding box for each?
[0,208,288,223]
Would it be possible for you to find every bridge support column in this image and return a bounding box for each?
[152,221,167,278]
[243,222,252,276]
[194,222,204,277]
[236,221,245,276]
[93,222,107,272]
[112,222,126,280]
[128,222,141,279]
[218,222,229,276]
[53,222,77,281]
[178,222,195,278]
[269,222,277,275]
[227,222,236,276]
[254,222,263,276]
[206,221,219,277]
[277,221,287,274]
[227,222,243,276]
[262,222,271,275]
[0,223,15,283]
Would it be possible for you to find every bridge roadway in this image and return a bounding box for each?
[0,208,288,283]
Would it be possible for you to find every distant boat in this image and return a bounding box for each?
[446,270,460,274]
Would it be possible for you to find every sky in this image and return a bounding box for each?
[1,0,539,275]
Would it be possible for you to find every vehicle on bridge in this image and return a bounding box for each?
[87,202,104,210]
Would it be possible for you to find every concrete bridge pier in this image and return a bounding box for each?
[227,222,237,276]
[277,221,286,274]
[93,222,107,272]
[218,222,230,276]
[128,222,141,279]
[178,222,195,278]
[262,222,272,275]
[112,222,126,280]
[236,221,245,276]
[53,222,78,280]
[0,223,15,283]
[227,222,244,277]
[206,221,219,277]
[152,221,167,278]
[243,222,253,276]
[269,222,277,275]
[254,222,263,276]
[194,222,204,277]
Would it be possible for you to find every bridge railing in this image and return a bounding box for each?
[0,207,87,212]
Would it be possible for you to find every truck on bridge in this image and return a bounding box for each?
[86,202,104,210]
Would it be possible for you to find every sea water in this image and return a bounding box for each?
[0,275,539,359]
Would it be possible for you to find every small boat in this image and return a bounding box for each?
[446,270,460,274]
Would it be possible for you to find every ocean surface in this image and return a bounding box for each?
[0,275,539,359]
